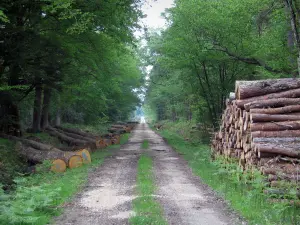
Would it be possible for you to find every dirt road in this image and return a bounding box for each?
[55,123,243,225]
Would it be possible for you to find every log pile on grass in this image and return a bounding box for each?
[0,122,138,173]
[211,78,300,198]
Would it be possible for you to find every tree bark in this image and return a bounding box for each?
[251,121,300,132]
[235,78,300,99]
[46,127,90,147]
[55,126,98,139]
[32,84,42,133]
[250,113,300,122]
[236,88,300,108]
[256,143,300,158]
[253,137,300,143]
[55,109,61,127]
[41,87,51,130]
[245,98,300,111]
[250,105,300,114]
[55,127,96,143]
[252,130,300,138]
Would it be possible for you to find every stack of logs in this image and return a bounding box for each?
[1,122,138,173]
[212,78,300,197]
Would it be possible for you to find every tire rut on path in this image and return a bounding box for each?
[145,124,244,225]
[55,123,243,225]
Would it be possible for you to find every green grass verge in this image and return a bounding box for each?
[158,129,300,225]
[141,140,149,149]
[0,134,130,225]
[129,155,167,225]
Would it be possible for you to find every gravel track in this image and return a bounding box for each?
[54,123,244,225]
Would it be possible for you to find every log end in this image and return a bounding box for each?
[51,159,67,173]
[76,149,91,164]
[68,155,83,169]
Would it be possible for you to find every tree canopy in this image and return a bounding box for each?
[144,0,300,127]
[0,0,144,133]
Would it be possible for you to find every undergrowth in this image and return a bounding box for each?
[158,128,300,225]
[0,134,130,225]
[0,138,27,189]
[129,154,167,225]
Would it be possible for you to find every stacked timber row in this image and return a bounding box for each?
[212,78,300,190]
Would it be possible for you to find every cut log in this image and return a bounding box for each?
[76,149,91,164]
[46,127,90,147]
[55,126,98,139]
[236,88,300,108]
[68,155,83,169]
[111,125,126,129]
[55,128,97,143]
[245,98,300,111]
[250,121,300,132]
[250,105,300,114]
[51,159,67,173]
[235,78,300,99]
[253,137,300,143]
[108,128,126,134]
[251,130,300,138]
[256,144,300,158]
[17,142,84,170]
[1,133,61,152]
[250,113,300,123]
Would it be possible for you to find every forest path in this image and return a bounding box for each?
[54,123,242,225]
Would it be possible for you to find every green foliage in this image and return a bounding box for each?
[0,9,8,22]
[0,0,143,133]
[130,155,167,225]
[144,0,295,127]
[158,125,300,225]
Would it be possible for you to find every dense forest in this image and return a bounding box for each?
[144,0,300,128]
[0,0,144,135]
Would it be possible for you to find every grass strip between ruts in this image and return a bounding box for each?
[129,152,167,225]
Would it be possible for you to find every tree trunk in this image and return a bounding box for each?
[284,0,300,77]
[41,87,51,130]
[245,98,300,111]
[251,121,300,132]
[55,109,61,127]
[250,105,300,114]
[250,113,300,122]
[32,84,42,133]
[235,78,300,99]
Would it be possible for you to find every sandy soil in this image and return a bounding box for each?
[54,123,244,225]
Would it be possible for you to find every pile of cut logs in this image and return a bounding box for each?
[1,122,138,173]
[211,78,300,194]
